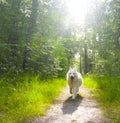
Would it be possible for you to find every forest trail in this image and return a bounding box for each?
[26,86,111,123]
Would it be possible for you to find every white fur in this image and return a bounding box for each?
[66,67,83,99]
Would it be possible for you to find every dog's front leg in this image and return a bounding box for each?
[72,86,78,99]
[69,85,72,94]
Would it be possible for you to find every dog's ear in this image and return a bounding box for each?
[69,67,72,70]
[73,67,77,71]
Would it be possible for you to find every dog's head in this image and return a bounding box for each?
[68,67,77,80]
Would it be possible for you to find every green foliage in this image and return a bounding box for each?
[84,75,120,122]
[85,0,120,75]
[0,74,66,123]
[52,38,69,76]
[83,75,98,89]
[0,0,70,77]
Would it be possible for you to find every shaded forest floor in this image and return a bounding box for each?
[25,86,111,123]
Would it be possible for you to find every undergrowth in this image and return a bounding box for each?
[84,75,120,122]
[0,74,66,123]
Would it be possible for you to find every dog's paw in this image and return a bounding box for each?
[72,96,76,100]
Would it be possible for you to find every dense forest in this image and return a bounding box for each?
[0,0,120,122]
[0,0,120,77]
[0,0,79,78]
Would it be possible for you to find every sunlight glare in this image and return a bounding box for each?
[66,0,89,24]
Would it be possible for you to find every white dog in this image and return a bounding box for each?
[66,67,83,99]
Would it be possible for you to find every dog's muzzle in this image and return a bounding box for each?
[71,76,74,80]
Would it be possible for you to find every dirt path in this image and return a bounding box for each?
[26,86,111,123]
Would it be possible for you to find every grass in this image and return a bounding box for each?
[84,75,120,122]
[0,74,66,123]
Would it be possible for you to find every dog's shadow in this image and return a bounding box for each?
[61,94,83,114]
